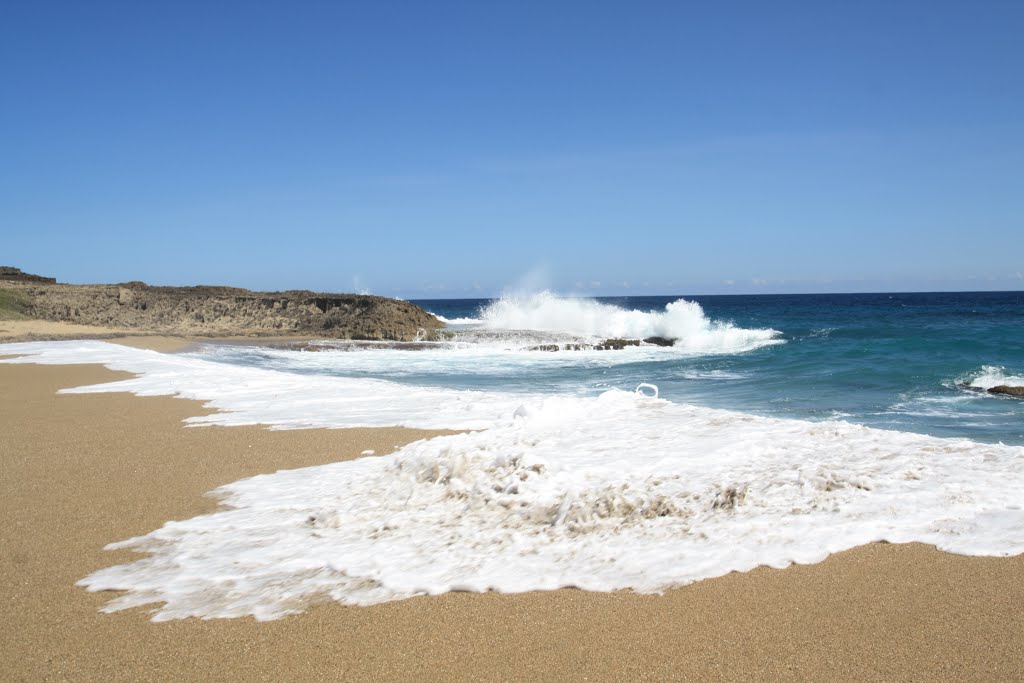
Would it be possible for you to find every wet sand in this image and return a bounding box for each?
[0,320,353,352]
[0,320,141,342]
[1,348,1022,681]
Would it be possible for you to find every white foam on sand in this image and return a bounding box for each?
[3,340,1023,621]
[0,340,520,430]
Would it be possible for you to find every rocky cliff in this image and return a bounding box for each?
[0,266,56,284]
[0,273,443,341]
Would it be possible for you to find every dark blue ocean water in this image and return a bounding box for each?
[409,292,1024,444]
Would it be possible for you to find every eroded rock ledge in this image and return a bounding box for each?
[0,273,443,341]
[957,382,1024,399]
[527,337,676,351]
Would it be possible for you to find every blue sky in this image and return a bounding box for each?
[2,1,1022,297]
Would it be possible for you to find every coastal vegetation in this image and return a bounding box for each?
[0,288,28,320]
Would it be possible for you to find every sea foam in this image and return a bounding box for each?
[3,340,1023,621]
[432,314,481,326]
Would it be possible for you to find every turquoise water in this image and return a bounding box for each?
[199,291,1024,445]
[416,292,1024,443]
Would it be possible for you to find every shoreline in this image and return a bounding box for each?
[1,342,1023,680]
[0,319,374,352]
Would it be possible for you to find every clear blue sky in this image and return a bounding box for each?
[3,1,1022,297]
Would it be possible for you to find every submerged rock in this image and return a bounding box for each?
[643,336,675,347]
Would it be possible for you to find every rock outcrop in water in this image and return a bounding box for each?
[642,336,675,347]
[525,337,677,352]
[988,385,1024,398]
[957,382,1024,399]
[0,274,443,341]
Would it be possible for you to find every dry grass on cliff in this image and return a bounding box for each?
[0,288,29,320]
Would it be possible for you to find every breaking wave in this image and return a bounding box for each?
[474,292,782,354]
[962,365,1024,390]
[432,314,481,326]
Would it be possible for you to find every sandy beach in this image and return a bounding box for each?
[2,339,1023,681]
[0,320,151,343]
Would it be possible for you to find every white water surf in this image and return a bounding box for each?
[3,340,1022,621]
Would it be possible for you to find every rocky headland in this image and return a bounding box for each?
[0,268,443,341]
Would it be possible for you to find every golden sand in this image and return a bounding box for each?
[1,345,1022,681]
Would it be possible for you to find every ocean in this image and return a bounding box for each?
[413,291,1024,444]
[3,290,1022,620]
